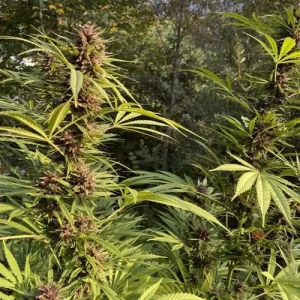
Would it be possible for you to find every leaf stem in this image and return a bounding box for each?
[225,260,235,293]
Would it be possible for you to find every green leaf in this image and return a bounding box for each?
[0,278,14,289]
[268,179,292,226]
[280,50,300,63]
[267,248,276,285]
[157,294,205,300]
[139,279,162,300]
[0,291,14,300]
[0,219,36,235]
[229,153,255,169]
[0,262,16,283]
[48,101,70,138]
[0,127,47,142]
[149,231,181,244]
[261,271,275,281]
[24,256,31,280]
[249,117,257,134]
[3,242,22,282]
[4,113,48,139]
[245,33,275,60]
[0,204,17,213]
[211,164,252,172]
[256,174,271,227]
[190,68,230,91]
[263,33,278,60]
[70,68,83,107]
[276,274,300,300]
[278,37,296,61]
[226,12,263,30]
[123,191,229,232]
[233,171,258,199]
[99,284,119,300]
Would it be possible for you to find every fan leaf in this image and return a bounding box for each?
[256,174,271,226]
[139,279,162,300]
[4,113,48,139]
[233,171,258,199]
[70,68,83,107]
[3,242,22,282]
[48,101,70,137]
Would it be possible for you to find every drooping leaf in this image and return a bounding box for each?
[0,127,47,142]
[3,113,48,139]
[122,191,229,232]
[190,68,231,91]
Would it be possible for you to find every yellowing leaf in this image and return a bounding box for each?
[280,50,300,63]
[233,171,258,199]
[56,8,64,15]
[211,164,252,172]
[256,174,271,226]
[278,37,296,61]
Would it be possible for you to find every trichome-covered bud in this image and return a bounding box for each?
[199,229,209,241]
[86,244,107,262]
[75,23,107,76]
[78,91,101,112]
[69,162,95,196]
[36,282,60,300]
[75,216,96,233]
[196,183,207,194]
[276,71,289,89]
[55,129,82,155]
[39,171,61,195]
[59,223,75,240]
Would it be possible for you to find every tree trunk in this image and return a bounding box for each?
[161,1,183,170]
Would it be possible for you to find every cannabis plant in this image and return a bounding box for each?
[0,24,215,299]
[135,7,300,300]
